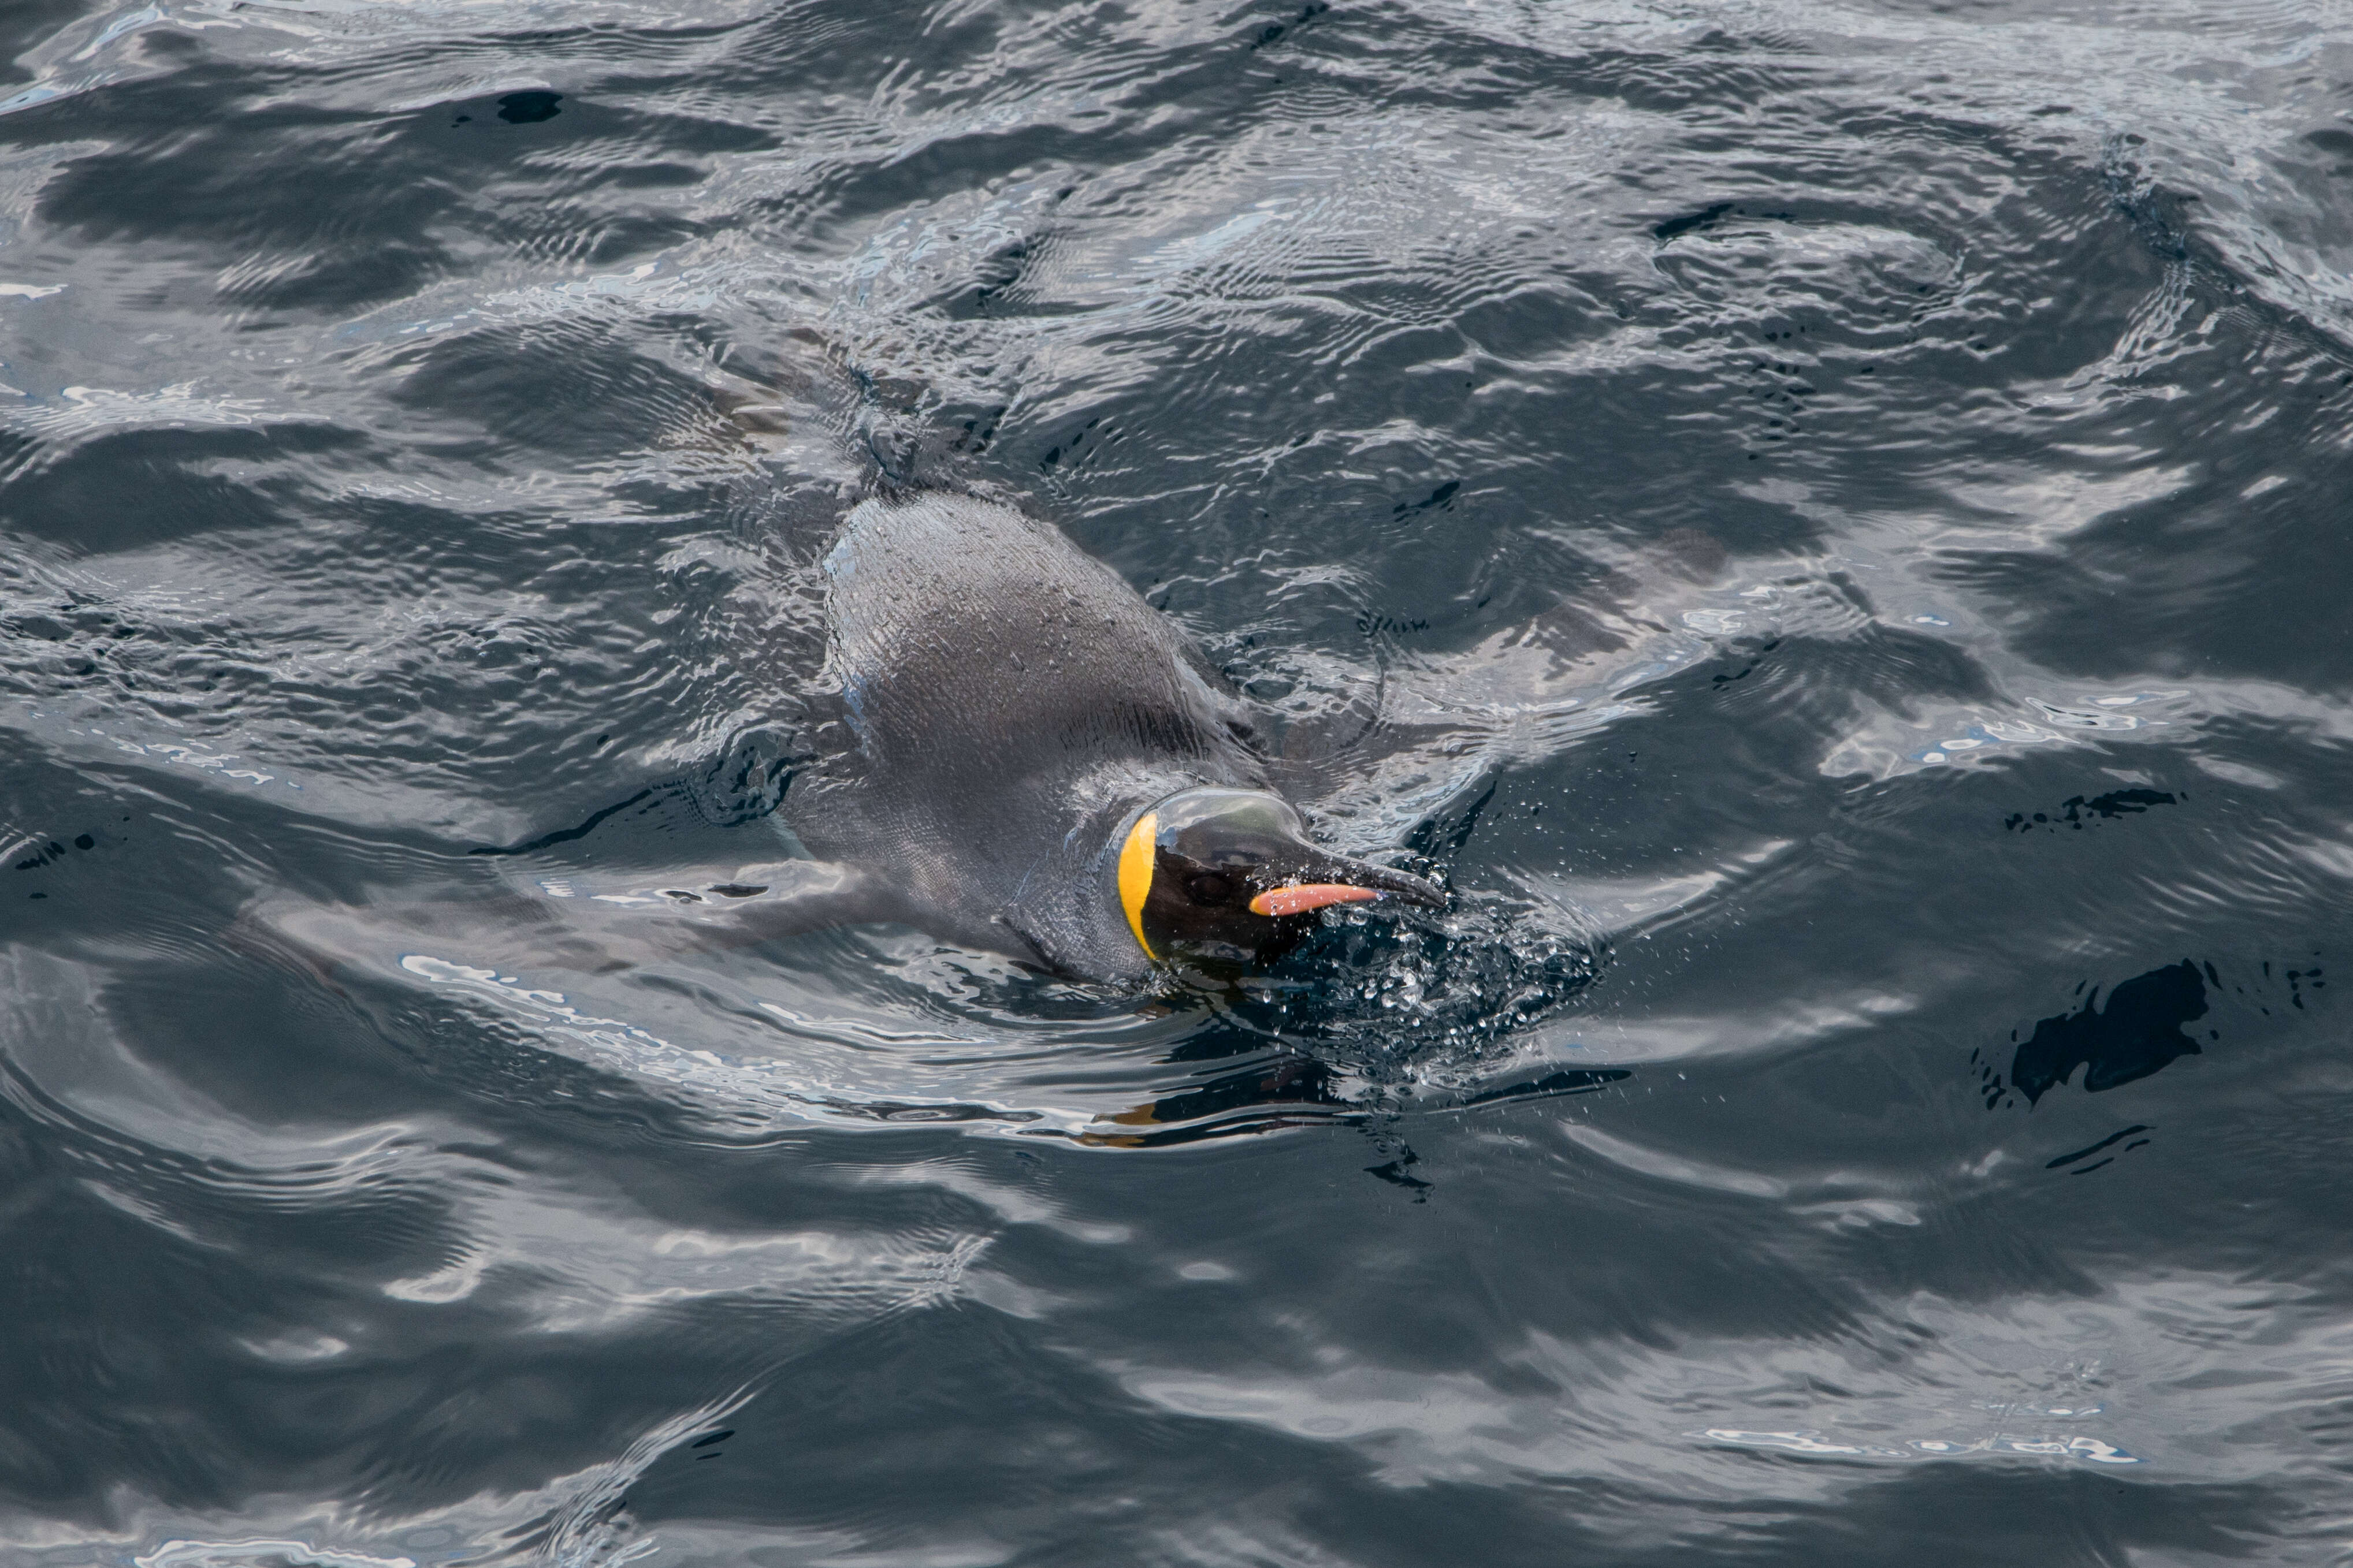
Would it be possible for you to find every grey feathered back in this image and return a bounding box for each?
[788,493,1266,981]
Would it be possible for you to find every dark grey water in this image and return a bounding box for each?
[3,0,2352,1562]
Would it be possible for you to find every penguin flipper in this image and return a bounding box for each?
[1270,538,1739,846]
[547,859,902,954]
[237,861,898,988]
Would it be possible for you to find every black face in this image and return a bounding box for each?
[1130,788,1445,970]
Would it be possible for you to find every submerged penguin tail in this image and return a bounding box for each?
[652,326,847,460]
[679,324,1028,515]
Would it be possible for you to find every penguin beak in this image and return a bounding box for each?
[1248,853,1445,918]
[1250,884,1380,917]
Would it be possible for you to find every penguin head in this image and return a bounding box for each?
[1114,787,1445,971]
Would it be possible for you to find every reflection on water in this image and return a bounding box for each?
[2005,959,2210,1107]
[4,0,2353,1560]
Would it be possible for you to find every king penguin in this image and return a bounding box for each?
[778,490,1444,985]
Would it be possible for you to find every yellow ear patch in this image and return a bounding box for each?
[1118,810,1159,960]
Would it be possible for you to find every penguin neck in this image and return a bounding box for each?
[994,769,1207,985]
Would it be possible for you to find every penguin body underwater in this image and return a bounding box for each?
[242,485,1445,992]
[779,490,1444,985]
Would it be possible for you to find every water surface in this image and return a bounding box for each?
[3,0,2352,1562]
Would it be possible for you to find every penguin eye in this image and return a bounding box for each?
[1184,873,1233,906]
